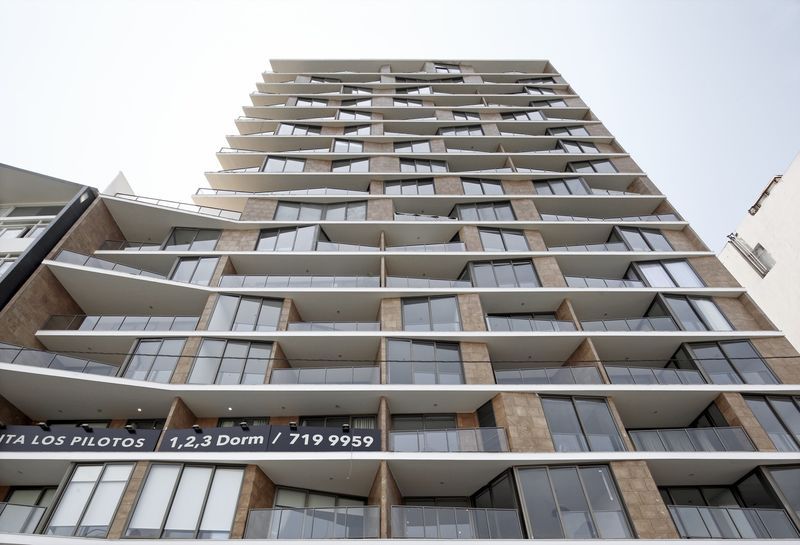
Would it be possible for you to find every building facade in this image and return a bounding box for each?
[719,152,800,351]
[1,59,800,543]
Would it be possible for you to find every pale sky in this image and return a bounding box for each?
[1,0,798,251]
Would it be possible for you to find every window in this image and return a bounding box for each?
[276,123,321,136]
[342,86,371,94]
[257,226,317,251]
[169,257,219,285]
[344,124,371,135]
[402,296,461,331]
[525,86,557,95]
[341,98,372,107]
[453,111,480,121]
[397,86,432,95]
[745,396,800,451]
[394,98,423,107]
[219,417,269,428]
[517,465,632,538]
[387,339,463,384]
[309,76,340,83]
[466,260,540,287]
[332,158,370,172]
[384,179,434,195]
[300,415,376,429]
[126,419,166,430]
[263,156,305,173]
[274,487,365,508]
[332,139,363,153]
[753,243,776,271]
[0,225,31,239]
[274,201,367,221]
[487,312,571,332]
[207,295,283,331]
[123,339,185,383]
[479,228,529,251]
[767,467,800,519]
[534,177,591,195]
[295,97,327,107]
[46,464,134,537]
[400,159,447,173]
[163,228,220,251]
[678,341,777,385]
[661,295,733,331]
[5,486,57,508]
[338,110,371,121]
[541,397,626,452]
[434,63,461,73]
[501,111,545,121]
[188,339,272,385]
[617,227,671,251]
[394,141,431,153]
[462,178,504,195]
[125,464,244,539]
[547,126,590,137]
[517,77,556,84]
[438,125,483,136]
[455,202,515,221]
[392,414,456,430]
[531,98,567,107]
[568,159,617,174]
[634,259,703,287]
[4,205,63,217]
[560,140,599,154]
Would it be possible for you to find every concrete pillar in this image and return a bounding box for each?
[457,293,486,331]
[491,393,554,452]
[459,342,494,384]
[230,465,276,538]
[609,461,679,539]
[715,392,776,451]
[368,461,403,538]
[379,298,402,331]
[240,198,278,221]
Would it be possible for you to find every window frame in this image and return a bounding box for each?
[533,177,591,195]
[386,338,464,385]
[294,97,328,107]
[478,227,529,252]
[393,98,424,107]
[676,340,778,385]
[394,140,432,153]
[337,109,372,121]
[384,179,435,195]
[629,259,704,288]
[187,338,273,385]
[567,159,618,174]
[461,178,504,195]
[331,158,370,173]
[437,125,484,136]
[332,139,364,153]
[123,338,187,383]
[399,158,448,173]
[162,228,220,252]
[401,295,462,332]
[207,294,283,332]
[744,395,800,452]
[540,396,627,453]
[463,260,541,288]
[454,201,516,221]
[168,256,219,286]
[546,126,590,137]
[655,294,733,332]
[501,111,545,121]
[256,226,320,252]
[343,124,371,136]
[262,156,306,173]
[276,123,322,136]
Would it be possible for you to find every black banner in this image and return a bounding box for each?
[267,425,381,452]
[0,426,160,452]
[159,426,272,452]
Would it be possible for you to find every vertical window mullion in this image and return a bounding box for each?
[158,464,185,537]
[574,467,601,539]
[69,465,104,536]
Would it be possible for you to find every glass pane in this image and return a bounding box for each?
[642,229,672,251]
[692,298,732,331]
[692,343,741,384]
[502,231,528,251]
[191,258,218,286]
[639,263,675,287]
[664,296,707,331]
[126,464,181,537]
[664,260,703,287]
[479,230,504,251]
[745,397,798,452]
[550,467,595,538]
[618,228,650,251]
[198,468,243,538]
[430,297,460,331]
[769,397,800,445]
[207,295,239,331]
[542,398,589,452]
[769,467,800,517]
[720,341,776,384]
[574,398,625,451]
[163,467,213,537]
[232,298,260,331]
[579,467,631,538]
[403,299,431,331]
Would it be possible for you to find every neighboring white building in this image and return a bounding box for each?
[719,152,800,350]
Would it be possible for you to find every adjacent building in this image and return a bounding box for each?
[1,59,800,543]
[719,152,800,351]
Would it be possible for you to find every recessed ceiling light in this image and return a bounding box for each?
[137,408,142,412]
[227,407,233,411]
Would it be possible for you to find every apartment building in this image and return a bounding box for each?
[1,59,800,543]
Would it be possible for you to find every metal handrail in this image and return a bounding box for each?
[219,274,380,288]
[541,213,679,222]
[495,366,603,384]
[387,242,466,252]
[581,316,678,332]
[390,506,524,539]
[244,506,380,539]
[53,250,166,279]
[270,366,380,384]
[114,193,241,220]
[630,427,755,452]
[548,241,629,251]
[394,212,457,221]
[41,314,199,332]
[0,341,118,376]
[389,427,509,452]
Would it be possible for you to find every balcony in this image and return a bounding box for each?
[286,321,380,331]
[565,276,645,288]
[391,506,523,539]
[394,212,457,222]
[0,502,45,534]
[99,239,162,251]
[668,506,799,539]
[41,314,199,332]
[548,241,628,251]
[196,187,369,196]
[54,250,166,279]
[390,427,509,452]
[114,193,241,220]
[387,242,466,252]
[244,506,379,539]
[386,276,471,288]
[581,316,678,332]
[0,342,118,376]
[486,316,577,332]
[316,241,379,252]
[270,366,380,384]
[605,365,706,385]
[220,274,380,288]
[630,427,755,452]
[495,365,603,384]
[541,213,679,222]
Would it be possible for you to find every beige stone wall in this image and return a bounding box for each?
[565,339,609,382]
[501,180,534,194]
[460,342,494,384]
[689,256,741,288]
[278,298,302,330]
[459,225,482,251]
[491,393,554,452]
[379,298,402,331]
[231,466,276,538]
[217,229,259,252]
[457,293,486,331]
[715,392,776,451]
[107,461,150,538]
[369,180,384,194]
[523,230,547,251]
[533,256,567,287]
[555,298,581,329]
[713,296,766,331]
[370,156,400,173]
[367,198,394,220]
[610,156,642,173]
[662,227,709,252]
[626,177,661,196]
[482,123,501,136]
[368,461,403,538]
[305,158,331,172]
[0,393,30,425]
[172,337,201,384]
[585,123,612,137]
[433,177,463,195]
[750,337,800,384]
[510,199,540,220]
[240,198,278,221]
[162,397,197,431]
[610,461,679,539]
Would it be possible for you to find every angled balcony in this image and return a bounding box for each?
[269,366,379,384]
[630,427,755,452]
[494,365,603,384]
[390,506,523,539]
[389,427,509,452]
[244,506,380,539]
[668,506,798,539]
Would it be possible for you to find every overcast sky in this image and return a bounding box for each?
[1,0,798,250]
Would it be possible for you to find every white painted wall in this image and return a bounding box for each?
[719,152,800,350]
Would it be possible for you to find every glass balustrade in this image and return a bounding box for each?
[270,366,379,384]
[548,241,629,251]
[630,427,755,452]
[495,366,603,384]
[581,317,678,331]
[54,250,166,279]
[0,503,46,534]
[541,213,678,222]
[0,342,118,376]
[394,212,457,221]
[286,322,380,331]
[41,315,199,332]
[604,365,706,385]
[99,240,162,251]
[390,506,523,539]
[196,188,369,196]
[565,276,646,288]
[389,428,509,452]
[114,193,241,220]
[316,242,379,252]
[386,277,471,288]
[486,316,577,332]
[244,506,379,539]
[219,274,380,288]
[668,506,799,539]
[387,242,466,252]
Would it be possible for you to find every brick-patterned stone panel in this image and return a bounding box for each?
[750,337,800,384]
[433,177,463,195]
[460,342,494,384]
[533,256,566,287]
[367,198,394,220]
[713,296,765,331]
[501,180,534,194]
[715,392,776,451]
[240,198,278,221]
[457,293,486,331]
[217,229,260,252]
[459,225,482,251]
[510,198,540,220]
[231,466,276,538]
[610,460,679,539]
[379,298,402,331]
[491,393,554,452]
[523,230,547,251]
[689,256,741,288]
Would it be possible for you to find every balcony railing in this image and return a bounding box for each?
[581,316,678,332]
[630,427,755,452]
[605,365,706,385]
[565,276,646,288]
[42,314,199,332]
[270,366,380,384]
[541,213,679,222]
[386,277,471,288]
[548,241,628,251]
[590,188,639,195]
[54,250,166,279]
[0,502,46,534]
[99,240,162,251]
[395,212,456,221]
[388,360,464,384]
[391,506,524,539]
[495,365,603,384]
[286,321,380,331]
[668,506,799,539]
[244,506,379,539]
[316,241,379,252]
[114,193,241,220]
[390,427,509,452]
[387,242,466,252]
[220,274,380,288]
[486,316,577,332]
[196,188,369,196]
[0,341,118,376]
